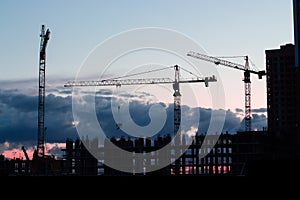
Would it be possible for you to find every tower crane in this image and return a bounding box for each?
[65,65,216,143]
[187,51,266,132]
[65,65,216,175]
[37,25,50,157]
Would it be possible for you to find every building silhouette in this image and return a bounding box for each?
[100,132,267,176]
[293,0,300,159]
[265,44,298,159]
[265,0,300,159]
[62,138,98,176]
[0,131,269,176]
[294,0,300,67]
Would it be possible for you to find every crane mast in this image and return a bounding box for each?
[173,65,181,146]
[187,51,266,132]
[173,65,182,175]
[244,58,251,132]
[37,25,50,157]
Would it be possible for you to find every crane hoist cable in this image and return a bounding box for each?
[103,66,174,81]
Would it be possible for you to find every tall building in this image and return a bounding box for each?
[266,44,298,159]
[293,0,300,158]
[294,0,300,67]
[265,0,300,159]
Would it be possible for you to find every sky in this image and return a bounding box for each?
[0,1,294,158]
[0,0,294,107]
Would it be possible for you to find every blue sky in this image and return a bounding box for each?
[0,0,294,110]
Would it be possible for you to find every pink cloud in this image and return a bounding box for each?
[1,142,65,160]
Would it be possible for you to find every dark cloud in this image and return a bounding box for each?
[222,110,243,132]
[235,108,243,113]
[96,89,115,96]
[0,141,33,153]
[0,89,268,151]
[251,108,267,113]
[0,90,37,112]
[251,114,267,130]
[0,90,77,145]
[239,114,267,131]
[58,90,72,95]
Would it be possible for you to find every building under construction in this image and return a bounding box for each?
[99,131,267,176]
[62,138,98,176]
[0,130,268,176]
[59,130,268,176]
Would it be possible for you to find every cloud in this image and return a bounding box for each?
[0,77,75,97]
[235,108,243,113]
[0,141,65,159]
[0,89,78,145]
[0,90,37,112]
[0,141,10,152]
[0,80,38,96]
[45,142,66,158]
[251,114,267,130]
[0,88,267,157]
[251,108,267,113]
[222,110,243,132]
